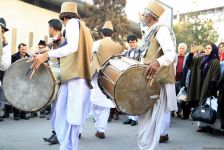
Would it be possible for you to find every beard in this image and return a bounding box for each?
[141,17,151,27]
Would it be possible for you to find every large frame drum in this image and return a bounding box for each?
[98,56,160,115]
[3,58,59,112]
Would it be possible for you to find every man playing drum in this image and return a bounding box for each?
[138,1,177,149]
[0,17,11,122]
[29,2,93,150]
[91,21,122,138]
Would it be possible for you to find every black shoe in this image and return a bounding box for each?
[13,107,21,120]
[108,117,112,122]
[43,131,56,142]
[2,105,12,118]
[48,135,59,144]
[30,112,38,118]
[0,116,3,121]
[14,114,20,120]
[20,113,29,120]
[123,119,132,125]
[79,133,81,139]
[2,112,9,118]
[130,120,138,126]
[40,111,45,118]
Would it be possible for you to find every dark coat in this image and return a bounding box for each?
[218,76,224,129]
[186,53,220,104]
[11,52,30,63]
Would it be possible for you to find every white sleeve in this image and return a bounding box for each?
[92,41,100,53]
[156,26,177,67]
[48,19,80,58]
[0,45,11,71]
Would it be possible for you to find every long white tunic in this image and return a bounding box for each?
[0,44,11,71]
[0,44,11,107]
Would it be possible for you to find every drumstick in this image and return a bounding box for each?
[149,78,154,86]
[29,69,36,80]
[26,67,32,76]
[147,76,154,87]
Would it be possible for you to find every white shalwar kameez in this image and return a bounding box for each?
[90,40,115,133]
[49,18,91,150]
[138,25,177,150]
[0,44,11,109]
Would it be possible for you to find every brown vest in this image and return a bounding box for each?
[143,27,176,84]
[97,38,122,65]
[90,38,122,77]
[60,20,93,83]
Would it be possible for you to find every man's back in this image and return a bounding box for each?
[97,37,122,65]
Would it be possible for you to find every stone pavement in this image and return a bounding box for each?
[0,114,223,150]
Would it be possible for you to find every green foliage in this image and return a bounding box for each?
[174,13,219,50]
[81,0,130,44]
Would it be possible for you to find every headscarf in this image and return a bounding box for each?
[201,42,219,82]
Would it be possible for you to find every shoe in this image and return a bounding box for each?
[2,105,11,118]
[30,112,38,118]
[2,112,9,118]
[48,135,59,144]
[114,110,119,120]
[20,113,29,120]
[46,116,50,120]
[130,120,138,126]
[43,131,56,142]
[95,131,105,139]
[176,112,182,118]
[159,134,169,143]
[196,127,207,132]
[79,133,81,139]
[14,114,20,120]
[0,116,3,121]
[207,126,214,134]
[39,111,45,118]
[108,116,112,122]
[123,119,132,125]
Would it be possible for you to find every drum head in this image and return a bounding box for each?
[3,59,55,112]
[114,65,160,115]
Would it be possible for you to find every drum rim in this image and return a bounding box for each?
[2,58,56,112]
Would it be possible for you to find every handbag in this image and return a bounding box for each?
[191,97,217,124]
[177,87,187,103]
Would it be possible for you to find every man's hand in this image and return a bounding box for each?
[144,60,160,79]
[29,52,49,70]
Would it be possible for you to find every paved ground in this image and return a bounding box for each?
[0,114,224,150]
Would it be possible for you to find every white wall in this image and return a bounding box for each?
[0,0,59,52]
